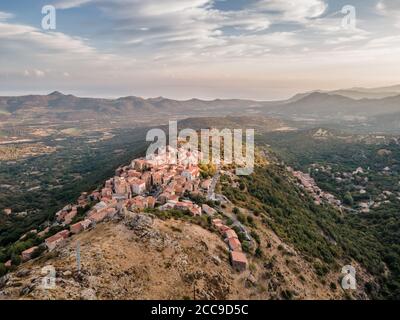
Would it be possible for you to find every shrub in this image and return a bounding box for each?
[11,254,21,266]
[281,289,295,300]
[237,213,247,224]
[0,251,6,263]
[255,247,263,258]
[250,230,261,244]
[0,263,7,277]
[242,241,251,253]
[343,192,354,206]
[247,215,256,227]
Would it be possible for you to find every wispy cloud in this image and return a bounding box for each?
[56,0,94,9]
[53,0,316,56]
[255,0,327,22]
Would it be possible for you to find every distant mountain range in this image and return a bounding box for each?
[263,92,400,121]
[290,85,400,100]
[1,86,400,131]
[0,91,265,122]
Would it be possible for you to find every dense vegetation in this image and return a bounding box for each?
[0,127,149,263]
[222,163,400,298]
[231,129,400,299]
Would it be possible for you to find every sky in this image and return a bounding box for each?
[1,0,400,100]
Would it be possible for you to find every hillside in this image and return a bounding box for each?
[0,212,348,300]
[254,129,400,299]
[0,189,374,301]
[1,216,239,300]
[0,141,380,300]
[219,162,381,299]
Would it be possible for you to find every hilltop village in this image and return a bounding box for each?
[287,167,341,208]
[4,146,248,272]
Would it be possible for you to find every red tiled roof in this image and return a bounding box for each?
[212,219,223,225]
[217,224,231,233]
[228,237,242,251]
[45,230,69,244]
[225,229,238,239]
[230,251,247,264]
[22,246,38,255]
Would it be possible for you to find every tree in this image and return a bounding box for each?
[242,241,251,253]
[250,230,260,244]
[247,215,255,227]
[11,254,21,266]
[0,251,6,263]
[343,192,354,206]
[0,263,7,277]
[237,213,246,224]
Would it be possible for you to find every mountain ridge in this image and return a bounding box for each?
[2,87,400,129]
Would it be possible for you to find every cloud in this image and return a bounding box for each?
[325,34,368,45]
[0,17,119,86]
[0,20,102,56]
[366,35,400,48]
[2,0,400,99]
[34,69,46,77]
[0,11,14,21]
[56,0,94,9]
[376,0,400,27]
[22,69,46,78]
[255,0,327,22]
[46,0,336,64]
[220,10,271,32]
[51,0,311,63]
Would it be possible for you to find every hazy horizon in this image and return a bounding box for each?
[1,82,400,101]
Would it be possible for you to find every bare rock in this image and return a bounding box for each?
[80,288,97,300]
[20,284,35,296]
[0,274,11,289]
[125,213,153,233]
[63,271,73,277]
[16,269,31,278]
[212,255,221,266]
